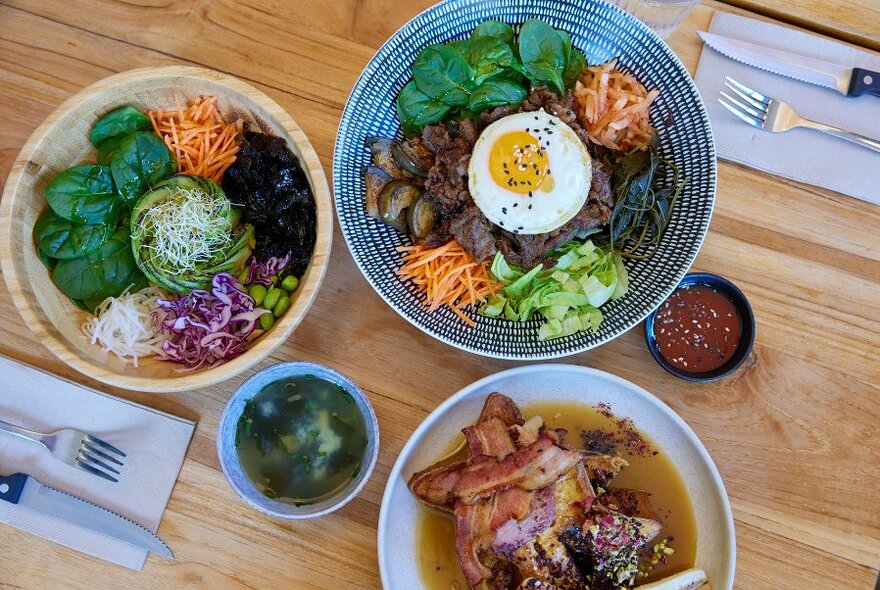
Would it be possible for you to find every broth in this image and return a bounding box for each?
[235,374,367,505]
[416,401,697,589]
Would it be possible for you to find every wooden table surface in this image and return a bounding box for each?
[1,1,878,588]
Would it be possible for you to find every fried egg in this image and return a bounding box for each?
[468,110,592,235]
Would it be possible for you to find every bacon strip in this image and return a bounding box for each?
[407,460,464,512]
[509,415,544,448]
[464,416,517,461]
[453,436,582,506]
[492,485,557,557]
[454,499,494,585]
[478,392,525,427]
[489,487,534,530]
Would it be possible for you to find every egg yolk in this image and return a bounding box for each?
[489,131,550,195]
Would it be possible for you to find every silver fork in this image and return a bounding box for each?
[719,76,880,154]
[0,419,126,483]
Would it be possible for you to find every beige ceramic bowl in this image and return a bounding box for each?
[0,66,332,393]
[378,364,736,589]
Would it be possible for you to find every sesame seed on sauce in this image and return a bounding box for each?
[528,204,532,209]
[534,116,539,120]
[502,207,507,215]
[528,191,533,197]
[653,284,741,373]
[517,226,523,230]
[513,202,518,207]
[499,220,505,226]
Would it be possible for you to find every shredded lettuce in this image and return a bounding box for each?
[479,240,629,340]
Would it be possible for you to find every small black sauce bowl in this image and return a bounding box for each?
[644,272,756,382]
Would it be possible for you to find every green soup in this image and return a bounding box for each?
[235,374,367,505]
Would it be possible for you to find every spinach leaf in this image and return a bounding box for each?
[472,20,515,46]
[110,131,176,205]
[563,48,587,88]
[37,247,57,271]
[45,165,119,225]
[33,208,114,260]
[96,133,126,166]
[468,78,528,112]
[52,225,147,301]
[396,80,451,127]
[412,45,474,107]
[557,30,573,60]
[89,105,152,148]
[460,37,515,86]
[517,19,567,94]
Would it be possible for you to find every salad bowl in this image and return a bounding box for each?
[0,66,332,393]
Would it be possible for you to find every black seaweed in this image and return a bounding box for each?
[222,130,317,277]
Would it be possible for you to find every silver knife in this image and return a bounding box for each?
[0,472,173,559]
[698,31,880,98]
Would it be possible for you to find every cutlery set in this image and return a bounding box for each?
[0,418,173,559]
[699,31,880,153]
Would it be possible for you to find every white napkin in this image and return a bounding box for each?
[694,12,880,204]
[0,356,195,570]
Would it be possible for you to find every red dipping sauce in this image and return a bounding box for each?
[653,285,741,373]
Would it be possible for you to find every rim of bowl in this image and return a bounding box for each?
[0,65,333,392]
[216,361,380,520]
[377,363,736,589]
[644,272,757,382]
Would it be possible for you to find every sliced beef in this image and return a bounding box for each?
[495,159,613,268]
[421,120,479,213]
[520,85,590,148]
[480,104,517,126]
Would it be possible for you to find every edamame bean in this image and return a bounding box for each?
[259,312,275,331]
[273,295,291,317]
[248,284,267,306]
[281,275,299,292]
[263,287,282,310]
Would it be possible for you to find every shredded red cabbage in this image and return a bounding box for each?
[155,273,270,369]
[245,252,291,286]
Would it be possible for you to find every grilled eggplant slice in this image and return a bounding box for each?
[367,137,406,179]
[407,194,437,238]
[391,142,429,177]
[364,165,393,219]
[378,181,418,233]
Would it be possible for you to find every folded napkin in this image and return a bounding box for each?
[0,356,195,570]
[694,12,880,204]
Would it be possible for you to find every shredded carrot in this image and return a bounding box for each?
[395,241,502,327]
[573,59,659,151]
[148,95,242,182]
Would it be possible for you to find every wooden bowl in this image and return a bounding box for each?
[0,66,332,393]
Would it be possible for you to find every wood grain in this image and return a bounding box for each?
[720,0,880,51]
[0,1,878,589]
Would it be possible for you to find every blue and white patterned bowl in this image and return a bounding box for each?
[333,0,716,360]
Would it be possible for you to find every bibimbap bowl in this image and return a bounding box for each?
[333,0,717,360]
